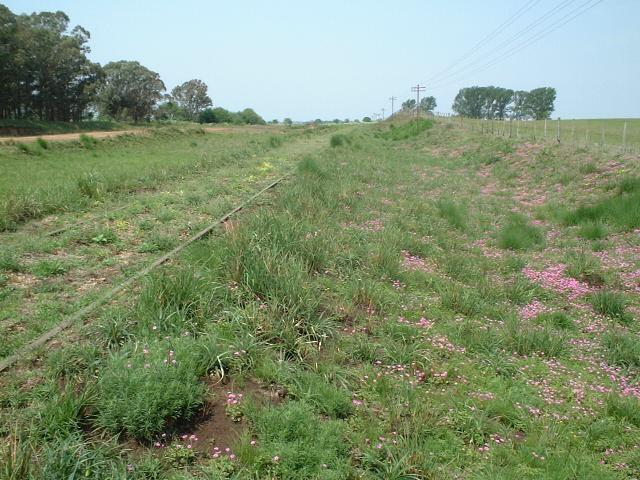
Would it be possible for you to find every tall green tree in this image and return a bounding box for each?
[97,61,165,122]
[0,6,101,121]
[402,99,416,111]
[525,87,556,120]
[170,79,212,121]
[452,87,485,118]
[509,90,530,119]
[420,96,437,113]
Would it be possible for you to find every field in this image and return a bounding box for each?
[0,119,131,137]
[1,119,640,479]
[454,117,640,152]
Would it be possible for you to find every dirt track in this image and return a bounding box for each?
[0,126,242,143]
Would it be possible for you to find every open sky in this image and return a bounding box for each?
[4,0,639,121]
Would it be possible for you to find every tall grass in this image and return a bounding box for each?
[497,214,544,250]
[564,176,640,232]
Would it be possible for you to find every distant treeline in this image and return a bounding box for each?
[452,86,556,120]
[0,5,264,124]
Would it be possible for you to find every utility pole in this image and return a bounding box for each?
[389,96,397,117]
[382,108,385,120]
[411,84,426,121]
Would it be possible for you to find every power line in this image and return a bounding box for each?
[429,0,603,90]
[429,0,578,88]
[411,84,426,120]
[389,96,397,116]
[426,0,543,84]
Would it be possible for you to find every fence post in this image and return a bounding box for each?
[557,118,560,143]
[516,119,520,139]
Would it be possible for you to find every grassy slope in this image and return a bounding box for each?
[460,117,640,149]
[0,119,131,136]
[1,120,640,478]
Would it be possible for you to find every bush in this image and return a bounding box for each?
[245,402,350,478]
[497,215,544,250]
[330,134,350,147]
[607,394,640,427]
[79,133,97,149]
[95,339,207,441]
[602,331,640,368]
[578,220,608,240]
[590,291,630,323]
[436,198,466,230]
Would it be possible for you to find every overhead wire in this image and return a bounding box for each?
[425,0,543,85]
[428,0,603,90]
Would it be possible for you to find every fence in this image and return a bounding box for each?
[433,113,640,155]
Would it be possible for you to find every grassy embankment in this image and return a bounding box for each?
[1,118,640,478]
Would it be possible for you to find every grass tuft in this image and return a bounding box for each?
[497,215,544,250]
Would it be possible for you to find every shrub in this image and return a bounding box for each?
[330,134,350,147]
[436,198,466,230]
[0,249,22,272]
[602,331,640,368]
[564,178,640,232]
[497,215,544,250]
[535,311,575,330]
[564,251,606,285]
[286,371,353,418]
[606,394,640,427]
[269,135,284,148]
[136,269,213,335]
[76,172,103,199]
[79,133,97,149]
[590,291,630,323]
[94,339,206,441]
[36,137,49,149]
[578,220,608,240]
[503,319,564,357]
[31,259,67,277]
[245,402,350,478]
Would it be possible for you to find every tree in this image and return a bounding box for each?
[283,118,293,125]
[509,90,530,119]
[0,6,102,121]
[487,87,513,120]
[525,87,556,120]
[170,79,212,121]
[420,96,437,113]
[402,99,416,111]
[362,116,372,122]
[238,108,265,125]
[452,87,485,118]
[97,61,165,122]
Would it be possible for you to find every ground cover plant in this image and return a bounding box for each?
[1,118,639,478]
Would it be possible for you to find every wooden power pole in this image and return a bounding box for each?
[411,84,426,120]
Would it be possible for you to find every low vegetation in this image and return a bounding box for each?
[1,118,639,478]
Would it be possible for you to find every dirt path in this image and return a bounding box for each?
[0,126,256,144]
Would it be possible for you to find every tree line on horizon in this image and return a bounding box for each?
[0,5,265,124]
[452,86,556,120]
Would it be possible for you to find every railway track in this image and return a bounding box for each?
[0,175,288,373]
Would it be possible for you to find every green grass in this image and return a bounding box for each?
[563,176,640,233]
[590,291,630,324]
[3,118,640,479]
[0,126,286,230]
[497,214,544,250]
[0,118,126,136]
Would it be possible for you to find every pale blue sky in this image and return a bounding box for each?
[4,0,639,121]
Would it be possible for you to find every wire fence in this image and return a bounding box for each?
[434,113,640,155]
